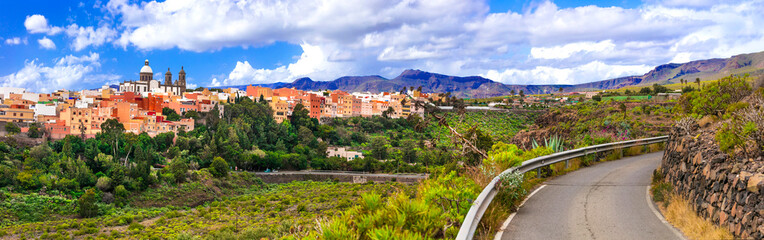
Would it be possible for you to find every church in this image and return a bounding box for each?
[118,60,186,96]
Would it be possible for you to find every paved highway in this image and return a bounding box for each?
[502,152,684,240]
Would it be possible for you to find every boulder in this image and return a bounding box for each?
[693,152,703,165]
[747,173,764,194]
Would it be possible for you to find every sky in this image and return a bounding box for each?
[0,0,763,93]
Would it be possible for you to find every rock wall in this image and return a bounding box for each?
[662,127,764,239]
[253,171,427,184]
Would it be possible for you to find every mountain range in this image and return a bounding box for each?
[214,51,764,98]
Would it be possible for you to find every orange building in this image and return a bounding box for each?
[246,86,273,99]
[0,104,35,122]
[269,98,289,123]
[273,88,302,99]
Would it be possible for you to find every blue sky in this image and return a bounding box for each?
[0,0,762,92]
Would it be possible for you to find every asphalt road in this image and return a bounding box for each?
[503,151,684,240]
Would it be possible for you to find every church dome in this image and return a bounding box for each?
[140,59,153,74]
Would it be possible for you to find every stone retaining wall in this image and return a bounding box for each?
[662,127,764,238]
[253,171,427,184]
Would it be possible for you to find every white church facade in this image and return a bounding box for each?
[119,60,187,96]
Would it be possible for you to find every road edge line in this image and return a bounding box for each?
[494,184,546,240]
[645,185,687,240]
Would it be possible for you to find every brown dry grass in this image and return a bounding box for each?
[659,193,734,240]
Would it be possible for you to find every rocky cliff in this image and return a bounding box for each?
[662,123,764,238]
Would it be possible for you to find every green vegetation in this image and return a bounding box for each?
[531,100,675,149]
[4,122,19,135]
[307,172,478,239]
[679,74,751,117]
[673,74,764,157]
[0,180,412,239]
[0,84,684,239]
[429,111,539,145]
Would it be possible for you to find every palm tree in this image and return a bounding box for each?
[695,78,701,88]
[619,102,627,120]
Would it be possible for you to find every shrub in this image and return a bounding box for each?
[210,157,229,178]
[114,185,128,205]
[78,189,98,218]
[169,157,189,183]
[652,182,674,207]
[4,122,20,135]
[102,192,114,204]
[128,222,145,231]
[679,74,751,117]
[96,176,112,192]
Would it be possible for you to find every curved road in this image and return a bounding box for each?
[503,151,684,240]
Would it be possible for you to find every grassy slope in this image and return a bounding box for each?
[429,111,539,147]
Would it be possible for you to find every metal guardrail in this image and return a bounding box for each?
[455,135,669,239]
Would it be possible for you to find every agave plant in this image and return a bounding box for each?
[532,135,565,153]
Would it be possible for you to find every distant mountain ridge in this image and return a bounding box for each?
[214,50,764,98]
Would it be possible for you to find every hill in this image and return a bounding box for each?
[213,50,764,98]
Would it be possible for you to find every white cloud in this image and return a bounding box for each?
[24,14,63,35]
[482,61,653,85]
[220,43,355,86]
[4,37,27,45]
[0,53,105,93]
[105,0,487,52]
[210,78,222,87]
[25,14,116,51]
[530,40,616,60]
[37,37,56,50]
[65,24,118,51]
[27,0,764,87]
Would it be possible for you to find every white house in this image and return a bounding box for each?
[327,147,364,161]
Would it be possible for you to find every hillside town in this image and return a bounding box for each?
[0,60,431,140]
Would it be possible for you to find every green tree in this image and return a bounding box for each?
[4,122,19,135]
[27,123,42,138]
[401,140,418,163]
[639,87,652,95]
[652,84,669,94]
[592,95,601,102]
[619,102,627,120]
[210,157,229,178]
[114,185,128,206]
[162,107,181,121]
[695,77,701,88]
[297,126,316,147]
[100,119,125,158]
[370,137,388,160]
[259,94,267,104]
[169,157,189,183]
[183,110,200,120]
[78,189,98,218]
[382,107,395,118]
[291,103,314,130]
[62,138,73,158]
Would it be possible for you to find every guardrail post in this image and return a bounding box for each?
[619,146,624,159]
[565,159,570,169]
[537,167,542,178]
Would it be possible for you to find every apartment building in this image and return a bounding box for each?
[0,104,35,122]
